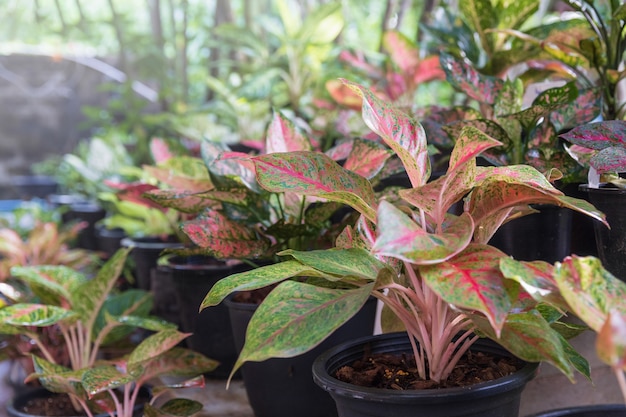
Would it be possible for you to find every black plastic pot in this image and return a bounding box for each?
[312,332,539,417]
[121,236,183,291]
[61,201,106,251]
[525,404,626,416]
[580,185,626,281]
[11,175,58,200]
[489,205,573,263]
[165,255,250,379]
[95,225,127,260]
[7,387,148,417]
[225,295,377,417]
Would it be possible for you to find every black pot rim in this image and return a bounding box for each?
[579,184,626,195]
[121,236,183,250]
[525,403,626,416]
[312,332,539,404]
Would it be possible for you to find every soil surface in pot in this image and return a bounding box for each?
[17,391,150,417]
[232,286,275,304]
[335,349,523,390]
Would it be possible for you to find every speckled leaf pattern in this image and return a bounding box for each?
[143,156,212,192]
[591,146,626,173]
[280,248,386,280]
[253,151,377,222]
[499,257,566,310]
[133,348,218,384]
[81,365,136,396]
[554,256,626,332]
[0,303,77,327]
[71,248,131,334]
[550,88,601,132]
[233,281,374,375]
[443,119,510,154]
[128,329,191,366]
[145,399,204,417]
[440,53,504,104]
[471,310,580,380]
[474,165,561,193]
[596,311,626,370]
[373,201,474,264]
[420,244,511,334]
[181,209,271,259]
[497,0,539,32]
[266,111,312,153]
[211,152,261,193]
[459,0,496,54]
[341,80,430,187]
[561,120,626,151]
[343,138,393,179]
[506,81,578,128]
[202,260,338,308]
[143,189,222,214]
[10,265,85,306]
[31,356,84,395]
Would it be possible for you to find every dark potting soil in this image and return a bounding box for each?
[17,391,150,417]
[335,349,523,390]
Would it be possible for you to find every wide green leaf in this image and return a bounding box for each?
[341,80,430,187]
[459,0,496,54]
[10,265,85,306]
[0,303,77,328]
[81,365,136,396]
[233,281,374,376]
[135,348,218,384]
[280,248,386,281]
[144,398,204,417]
[373,201,474,265]
[96,290,154,345]
[202,260,337,307]
[30,356,84,395]
[128,329,191,366]
[253,151,377,222]
[499,257,566,310]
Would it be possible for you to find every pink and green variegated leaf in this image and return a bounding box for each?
[420,243,511,334]
[202,260,339,308]
[266,111,311,153]
[134,348,218,385]
[499,257,567,310]
[343,139,393,179]
[449,126,504,171]
[440,53,503,104]
[232,281,374,377]
[253,151,377,223]
[596,310,626,370]
[143,189,221,214]
[30,356,84,395]
[10,265,85,306]
[550,88,601,132]
[212,152,261,193]
[590,146,626,174]
[554,256,626,332]
[143,157,213,192]
[335,224,372,251]
[506,82,578,128]
[372,201,474,265]
[71,248,131,332]
[473,205,534,244]
[0,303,77,328]
[181,210,271,259]
[471,310,583,380]
[382,30,420,75]
[474,165,561,194]
[82,365,137,396]
[560,120,626,151]
[280,248,386,281]
[128,329,191,366]
[144,398,204,417]
[443,120,510,156]
[151,375,205,394]
[341,80,430,187]
[412,55,445,85]
[150,138,174,163]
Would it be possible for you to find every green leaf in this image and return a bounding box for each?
[128,329,191,366]
[0,303,77,328]
[459,0,496,54]
[253,151,377,223]
[232,281,374,376]
[499,257,566,310]
[134,348,218,384]
[373,201,474,264]
[202,260,337,307]
[341,80,430,187]
[9,265,86,306]
[506,81,578,129]
[280,248,386,280]
[145,398,204,417]
[440,53,504,104]
[96,289,154,345]
[30,356,84,396]
[81,365,136,396]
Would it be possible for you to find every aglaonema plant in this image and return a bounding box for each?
[553,255,626,403]
[202,80,607,386]
[0,248,217,417]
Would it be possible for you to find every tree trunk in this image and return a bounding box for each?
[380,0,397,51]
[147,0,168,110]
[106,0,129,75]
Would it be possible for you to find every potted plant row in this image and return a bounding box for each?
[195,80,606,417]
